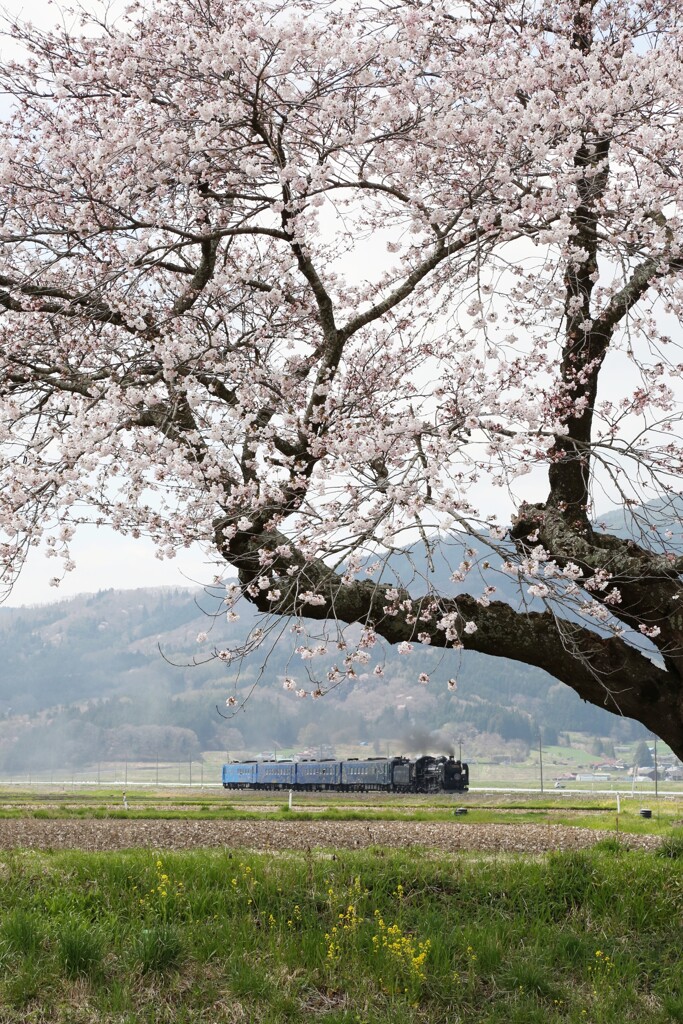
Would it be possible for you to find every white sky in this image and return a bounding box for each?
[0,0,425,607]
[1,0,217,605]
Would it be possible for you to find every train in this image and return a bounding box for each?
[221,754,469,793]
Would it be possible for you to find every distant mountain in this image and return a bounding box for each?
[0,586,227,713]
[593,496,683,552]
[0,579,648,771]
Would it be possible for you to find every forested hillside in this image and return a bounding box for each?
[0,581,648,771]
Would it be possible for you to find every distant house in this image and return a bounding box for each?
[629,766,668,780]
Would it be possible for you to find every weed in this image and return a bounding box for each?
[136,856,188,924]
[544,850,597,913]
[57,920,103,978]
[372,910,431,999]
[0,910,42,956]
[504,958,562,998]
[2,956,45,1007]
[655,833,683,859]
[134,923,184,973]
[324,874,367,964]
[663,995,683,1023]
[592,837,627,854]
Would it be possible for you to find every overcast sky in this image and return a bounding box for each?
[1,0,220,606]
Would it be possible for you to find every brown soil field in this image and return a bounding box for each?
[0,818,663,853]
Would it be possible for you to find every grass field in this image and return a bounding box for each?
[0,787,681,838]
[0,842,681,1023]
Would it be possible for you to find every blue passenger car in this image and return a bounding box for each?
[340,757,393,790]
[295,759,342,789]
[256,760,297,788]
[222,761,258,788]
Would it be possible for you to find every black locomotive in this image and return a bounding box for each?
[222,754,469,793]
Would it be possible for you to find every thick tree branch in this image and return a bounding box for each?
[221,526,683,753]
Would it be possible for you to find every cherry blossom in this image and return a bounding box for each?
[0,0,683,752]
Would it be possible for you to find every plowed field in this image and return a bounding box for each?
[0,818,663,853]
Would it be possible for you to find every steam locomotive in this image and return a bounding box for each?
[221,754,469,793]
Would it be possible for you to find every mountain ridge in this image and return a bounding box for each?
[0,580,649,771]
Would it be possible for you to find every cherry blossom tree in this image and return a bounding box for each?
[2,0,683,753]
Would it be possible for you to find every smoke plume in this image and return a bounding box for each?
[401,727,456,756]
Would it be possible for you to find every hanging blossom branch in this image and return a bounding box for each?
[1,0,683,752]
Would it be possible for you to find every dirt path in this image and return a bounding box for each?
[0,818,662,853]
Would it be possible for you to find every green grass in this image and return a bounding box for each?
[133,923,184,973]
[0,846,679,1022]
[0,789,680,838]
[57,919,104,978]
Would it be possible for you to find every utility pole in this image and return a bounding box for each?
[654,736,658,800]
[539,732,544,794]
